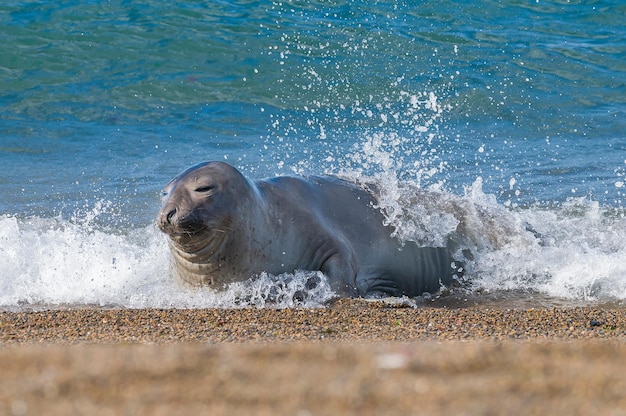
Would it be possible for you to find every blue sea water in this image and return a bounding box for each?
[1,0,625,309]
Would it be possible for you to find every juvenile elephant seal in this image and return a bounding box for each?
[158,161,460,297]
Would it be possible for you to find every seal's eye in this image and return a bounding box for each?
[194,185,215,193]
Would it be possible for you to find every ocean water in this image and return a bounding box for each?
[1,0,625,309]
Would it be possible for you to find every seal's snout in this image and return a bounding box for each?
[165,208,177,225]
[158,205,206,236]
[158,207,178,233]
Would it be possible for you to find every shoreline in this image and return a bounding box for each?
[2,299,625,344]
[2,300,626,414]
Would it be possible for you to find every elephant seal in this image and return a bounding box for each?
[157,161,461,297]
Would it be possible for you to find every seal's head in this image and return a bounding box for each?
[158,161,250,257]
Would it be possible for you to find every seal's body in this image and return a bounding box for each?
[158,161,459,297]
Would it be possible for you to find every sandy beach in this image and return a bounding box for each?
[2,299,626,415]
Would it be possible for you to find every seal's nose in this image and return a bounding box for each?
[166,208,177,224]
[158,207,177,232]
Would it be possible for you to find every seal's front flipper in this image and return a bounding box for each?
[320,252,360,297]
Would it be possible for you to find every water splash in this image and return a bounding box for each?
[0,204,335,310]
[323,122,626,305]
[0,213,168,309]
[2,181,625,309]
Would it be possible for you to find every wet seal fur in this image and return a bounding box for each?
[158,161,461,297]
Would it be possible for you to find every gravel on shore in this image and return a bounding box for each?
[2,299,626,415]
[1,299,624,344]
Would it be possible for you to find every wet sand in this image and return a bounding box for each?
[2,299,626,415]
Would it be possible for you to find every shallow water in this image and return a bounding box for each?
[1,1,625,309]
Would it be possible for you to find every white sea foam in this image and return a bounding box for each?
[473,197,626,302]
[1,179,625,310]
[0,210,336,310]
[370,173,626,304]
[333,119,626,305]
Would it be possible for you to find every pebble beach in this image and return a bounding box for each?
[2,299,626,415]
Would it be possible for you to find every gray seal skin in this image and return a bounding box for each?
[157,161,460,298]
